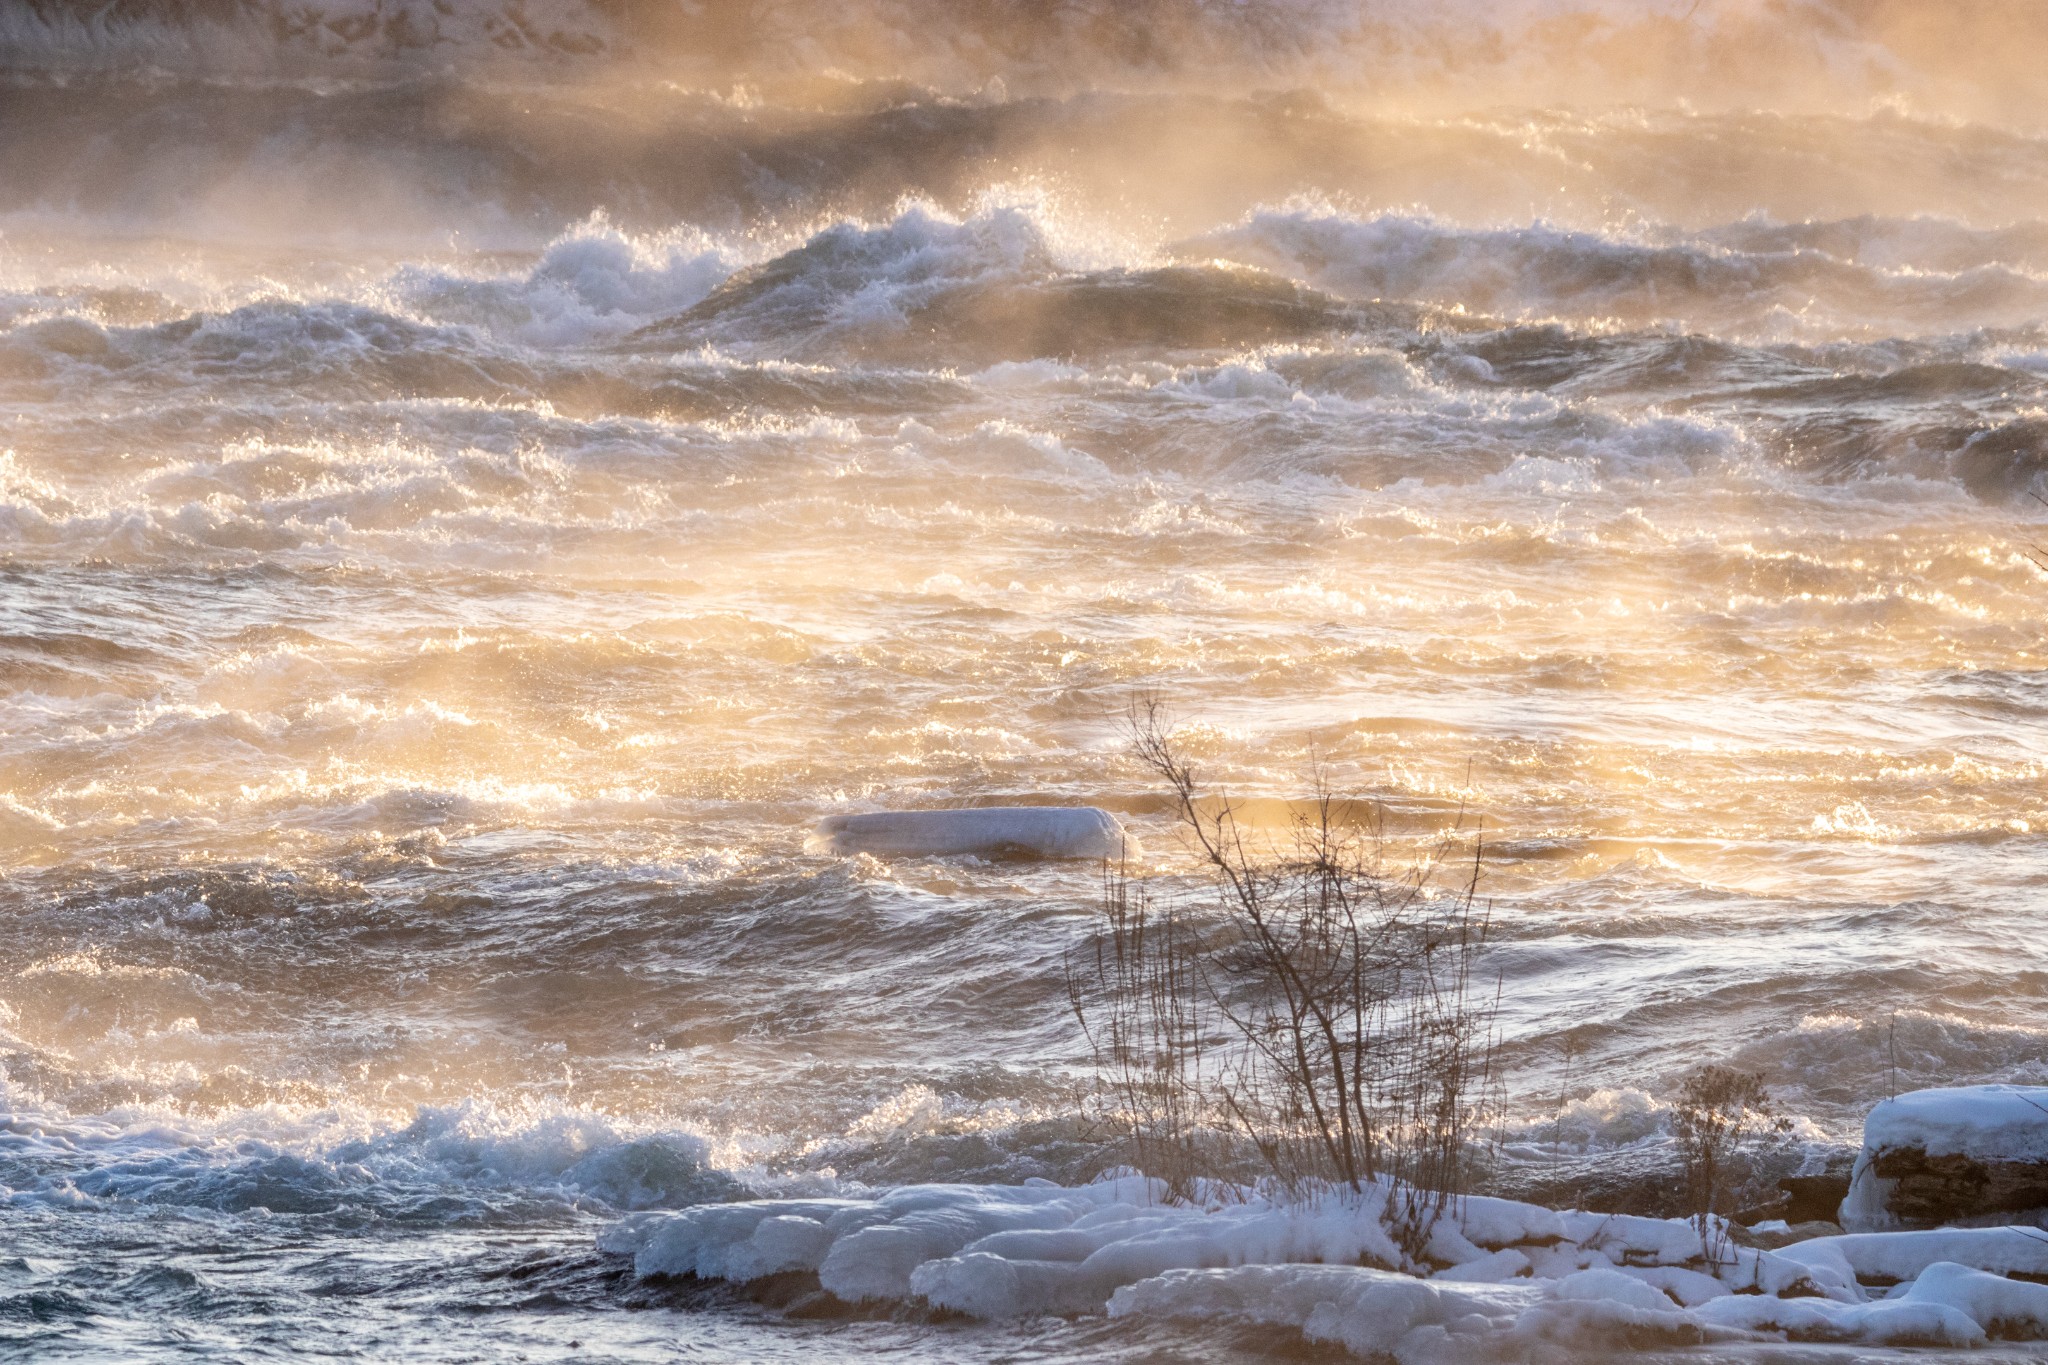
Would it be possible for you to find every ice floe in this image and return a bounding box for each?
[810,806,1136,860]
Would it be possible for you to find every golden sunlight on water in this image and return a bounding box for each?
[3,3,2048,1360]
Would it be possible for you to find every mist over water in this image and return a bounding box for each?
[4,2,2048,1359]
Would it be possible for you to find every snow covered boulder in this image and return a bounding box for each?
[1842,1086,2048,1231]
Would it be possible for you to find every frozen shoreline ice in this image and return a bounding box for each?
[606,1172,2048,1358]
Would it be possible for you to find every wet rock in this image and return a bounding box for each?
[1483,1148,1692,1220]
[1489,1143,1817,1223]
[1869,1147,2048,1224]
[1779,1175,1852,1225]
[1731,1219,1842,1251]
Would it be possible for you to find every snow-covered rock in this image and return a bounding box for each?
[1779,1227,2048,1286]
[1843,1086,2048,1231]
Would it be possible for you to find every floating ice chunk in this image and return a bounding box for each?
[811,806,1137,860]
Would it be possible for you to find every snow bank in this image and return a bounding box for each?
[1111,1265,1563,1362]
[607,1173,2048,1356]
[810,806,1136,860]
[1120,1256,2048,1359]
[1779,1227,2048,1285]
[1696,1262,2048,1348]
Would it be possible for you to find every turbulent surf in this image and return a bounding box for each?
[4,1,2048,1360]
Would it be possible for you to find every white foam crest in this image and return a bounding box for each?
[0,429,765,566]
[0,792,66,838]
[1147,344,1433,407]
[1732,1013,2048,1121]
[394,214,743,346]
[671,194,1148,351]
[227,771,673,829]
[1499,1087,1668,1152]
[890,418,1115,483]
[1102,342,1747,487]
[0,449,81,518]
[0,237,740,401]
[0,1078,737,1216]
[1696,214,2048,275]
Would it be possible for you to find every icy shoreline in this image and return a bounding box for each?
[600,1172,2048,1359]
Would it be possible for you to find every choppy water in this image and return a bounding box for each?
[5,2,2048,1359]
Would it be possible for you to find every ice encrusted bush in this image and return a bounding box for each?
[1065,701,1497,1255]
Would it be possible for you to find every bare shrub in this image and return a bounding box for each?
[1066,863,1219,1203]
[1670,1064,1786,1263]
[1067,701,1499,1256]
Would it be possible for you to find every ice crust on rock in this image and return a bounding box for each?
[610,1173,2048,1356]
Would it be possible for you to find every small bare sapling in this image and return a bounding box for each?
[1670,1064,1787,1263]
